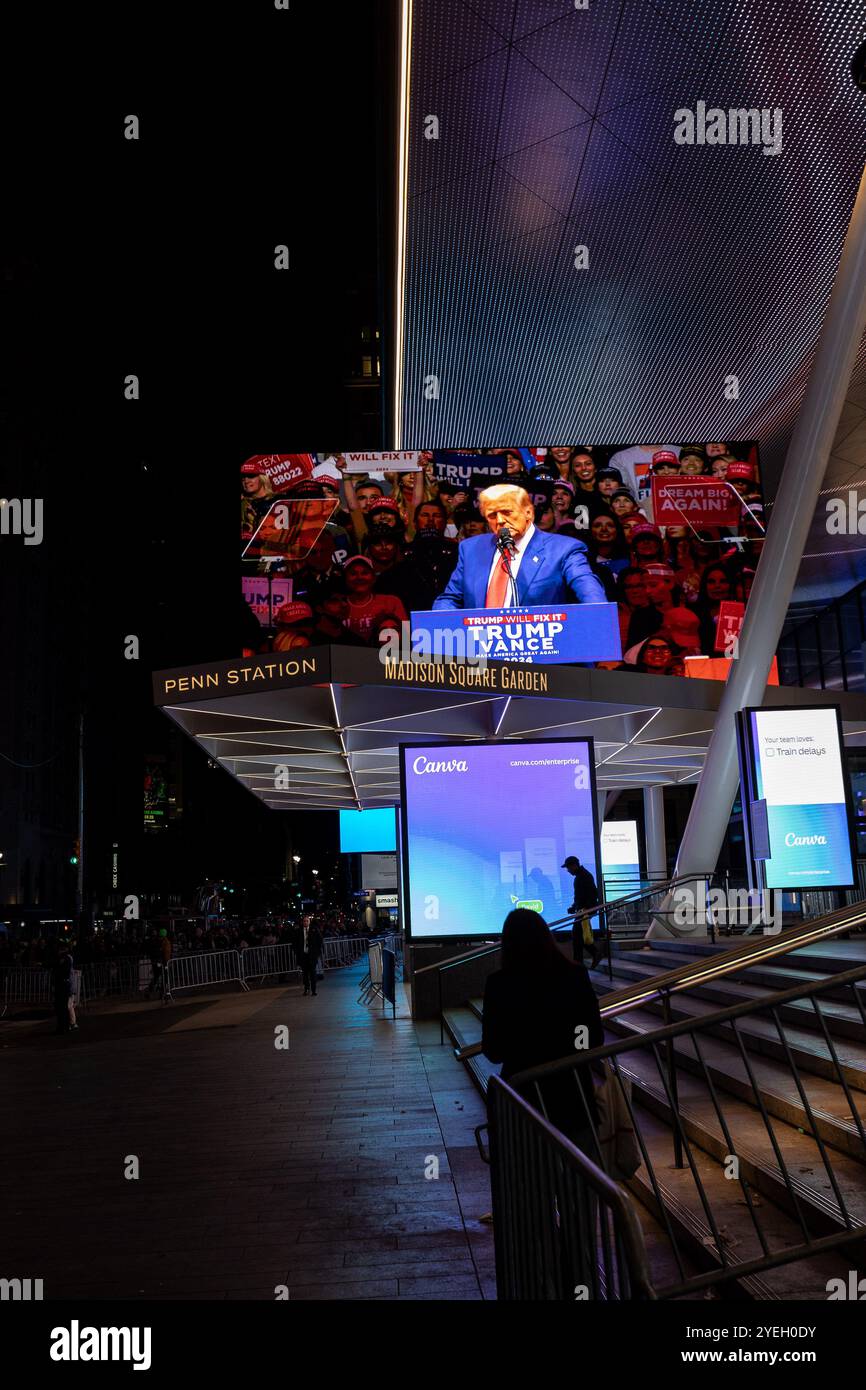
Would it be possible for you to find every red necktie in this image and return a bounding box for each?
[485,551,510,608]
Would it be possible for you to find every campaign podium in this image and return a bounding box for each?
[409,602,622,664]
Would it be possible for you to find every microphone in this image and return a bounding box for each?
[496,524,516,555]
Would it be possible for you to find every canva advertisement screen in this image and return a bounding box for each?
[748,707,854,889]
[401,740,599,939]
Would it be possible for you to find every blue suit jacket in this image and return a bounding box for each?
[432,528,606,609]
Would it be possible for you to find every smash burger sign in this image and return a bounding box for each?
[652,476,741,527]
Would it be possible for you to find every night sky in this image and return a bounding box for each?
[1,3,387,916]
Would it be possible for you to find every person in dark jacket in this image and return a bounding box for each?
[53,942,76,1034]
[562,855,602,968]
[481,910,604,1145]
[293,921,323,996]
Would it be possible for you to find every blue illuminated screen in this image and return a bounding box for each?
[339,808,397,854]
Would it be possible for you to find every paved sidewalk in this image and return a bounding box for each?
[2,963,495,1300]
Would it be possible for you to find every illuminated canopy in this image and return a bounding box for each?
[153,647,866,811]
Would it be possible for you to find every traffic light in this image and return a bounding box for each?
[70,839,80,866]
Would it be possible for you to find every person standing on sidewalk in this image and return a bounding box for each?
[53,941,77,1034]
[148,928,172,999]
[294,920,323,996]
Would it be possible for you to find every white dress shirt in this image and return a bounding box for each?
[486,523,536,607]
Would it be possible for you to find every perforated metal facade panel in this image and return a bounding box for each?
[400,0,866,496]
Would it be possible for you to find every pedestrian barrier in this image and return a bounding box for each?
[358,942,384,1005]
[1,934,397,1013]
[321,936,368,969]
[1,967,82,1014]
[241,943,299,982]
[164,949,249,997]
[79,957,146,1003]
[1,967,53,1009]
[381,934,403,974]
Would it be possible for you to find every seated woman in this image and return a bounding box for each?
[629,630,683,675]
[695,562,733,654]
[586,513,630,578]
[482,909,604,1148]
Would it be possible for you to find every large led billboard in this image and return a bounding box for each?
[740,706,855,890]
[239,443,765,681]
[399,739,600,940]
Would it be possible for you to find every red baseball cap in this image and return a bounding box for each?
[286,478,326,496]
[651,449,679,467]
[275,601,313,625]
[241,461,262,476]
[343,555,375,572]
[367,496,401,517]
[312,462,342,492]
[727,461,754,480]
[631,522,662,539]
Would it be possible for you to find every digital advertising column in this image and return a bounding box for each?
[738,705,856,891]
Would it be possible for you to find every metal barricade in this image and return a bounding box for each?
[358,941,384,1005]
[320,936,362,968]
[0,966,81,1012]
[79,957,146,1002]
[1,967,54,1009]
[163,949,248,997]
[381,934,403,974]
[240,943,298,983]
[488,1074,654,1300]
[321,938,348,969]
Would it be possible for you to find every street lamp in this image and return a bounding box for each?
[292,854,301,864]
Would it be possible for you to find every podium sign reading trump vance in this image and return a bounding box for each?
[409,603,622,664]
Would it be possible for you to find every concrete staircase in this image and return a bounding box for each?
[443,935,866,1299]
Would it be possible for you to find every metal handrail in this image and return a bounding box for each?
[514,951,866,1091]
[488,1072,657,1300]
[414,872,719,980]
[595,900,866,1023]
[419,872,720,1045]
[413,941,502,977]
[503,947,866,1298]
[453,897,866,1062]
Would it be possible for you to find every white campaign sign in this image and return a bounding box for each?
[342,452,421,473]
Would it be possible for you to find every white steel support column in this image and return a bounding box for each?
[648,161,866,937]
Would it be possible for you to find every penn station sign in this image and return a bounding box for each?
[154,646,553,707]
[153,652,326,705]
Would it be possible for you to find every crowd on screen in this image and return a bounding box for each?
[240,444,766,675]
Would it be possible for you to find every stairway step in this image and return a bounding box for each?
[610,1045,866,1259]
[609,990,866,1092]
[604,948,863,1007]
[442,1006,499,1096]
[598,964,866,1045]
[442,1006,481,1053]
[625,1108,863,1299]
[605,1008,866,1162]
